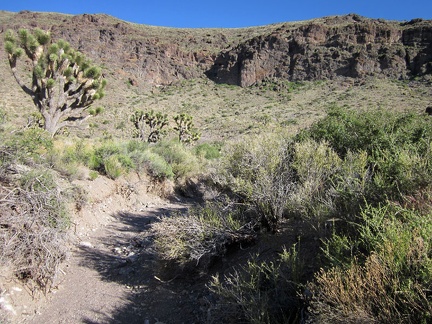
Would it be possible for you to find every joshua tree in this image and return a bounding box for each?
[4,28,106,136]
[131,110,168,143]
[146,110,169,143]
[173,113,201,144]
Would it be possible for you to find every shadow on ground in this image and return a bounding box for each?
[76,203,212,324]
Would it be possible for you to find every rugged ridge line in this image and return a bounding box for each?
[207,14,432,86]
[1,11,432,87]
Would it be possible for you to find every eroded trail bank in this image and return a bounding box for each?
[2,173,207,324]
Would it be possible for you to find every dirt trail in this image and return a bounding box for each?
[3,173,207,324]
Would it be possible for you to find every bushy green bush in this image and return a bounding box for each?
[218,135,371,229]
[298,106,432,201]
[87,141,121,171]
[194,142,222,160]
[313,202,432,323]
[83,139,205,181]
[150,140,199,180]
[129,150,174,179]
[86,142,133,179]
[48,140,93,180]
[5,127,53,161]
[287,140,371,223]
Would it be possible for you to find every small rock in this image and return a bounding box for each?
[79,241,93,248]
[127,254,139,263]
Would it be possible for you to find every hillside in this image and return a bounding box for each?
[0,11,432,142]
[1,11,432,87]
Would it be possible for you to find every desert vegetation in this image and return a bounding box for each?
[152,107,432,323]
[1,16,432,324]
[4,28,106,136]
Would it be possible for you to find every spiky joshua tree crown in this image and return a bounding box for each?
[4,28,106,136]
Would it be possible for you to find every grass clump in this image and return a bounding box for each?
[153,202,255,272]
[86,141,133,179]
[194,142,222,160]
[150,140,200,180]
[129,149,174,179]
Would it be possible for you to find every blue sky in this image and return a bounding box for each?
[2,1,431,28]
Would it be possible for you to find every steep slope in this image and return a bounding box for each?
[0,10,276,86]
[207,14,432,86]
[1,11,432,89]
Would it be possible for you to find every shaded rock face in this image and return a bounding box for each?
[1,12,432,87]
[0,12,213,86]
[206,15,432,86]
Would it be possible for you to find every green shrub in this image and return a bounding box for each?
[86,141,136,179]
[151,140,199,179]
[287,141,371,223]
[194,142,222,160]
[104,155,125,179]
[89,170,99,180]
[313,202,432,323]
[126,139,149,153]
[5,127,53,161]
[129,150,174,179]
[298,106,432,201]
[87,142,121,171]
[218,135,370,229]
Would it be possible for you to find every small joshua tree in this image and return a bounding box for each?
[173,113,201,144]
[131,110,169,143]
[131,110,147,140]
[4,28,106,136]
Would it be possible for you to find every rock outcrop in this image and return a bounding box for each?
[1,11,432,87]
[206,14,432,86]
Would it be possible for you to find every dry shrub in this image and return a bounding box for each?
[152,203,255,273]
[311,253,432,323]
[216,133,295,231]
[0,162,69,293]
[209,245,305,324]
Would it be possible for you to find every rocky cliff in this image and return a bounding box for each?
[207,14,432,86]
[1,11,432,87]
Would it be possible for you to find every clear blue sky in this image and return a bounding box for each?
[2,1,431,28]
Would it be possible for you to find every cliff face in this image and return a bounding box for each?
[0,11,222,86]
[1,12,432,87]
[206,15,432,86]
